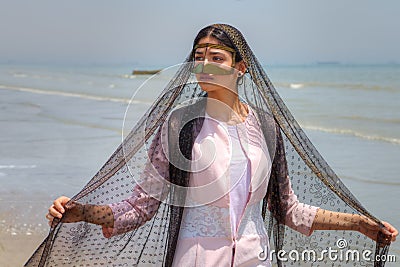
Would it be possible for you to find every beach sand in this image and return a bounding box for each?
[0,234,44,267]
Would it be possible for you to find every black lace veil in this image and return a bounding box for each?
[25,24,391,267]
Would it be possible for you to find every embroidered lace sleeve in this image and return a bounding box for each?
[102,128,170,238]
[269,122,319,236]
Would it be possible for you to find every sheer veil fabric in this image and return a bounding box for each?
[25,24,391,266]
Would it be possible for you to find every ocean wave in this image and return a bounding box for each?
[0,165,37,169]
[302,125,400,145]
[12,73,28,78]
[10,71,68,82]
[39,113,122,134]
[121,74,137,79]
[338,115,400,125]
[289,83,304,89]
[276,81,397,92]
[0,84,145,104]
[340,175,400,186]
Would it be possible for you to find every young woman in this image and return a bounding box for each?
[39,24,397,267]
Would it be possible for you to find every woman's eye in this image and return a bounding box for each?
[213,57,224,62]
[195,56,204,61]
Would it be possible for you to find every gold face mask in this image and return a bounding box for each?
[192,43,237,75]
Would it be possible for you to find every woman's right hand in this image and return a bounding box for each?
[46,196,85,227]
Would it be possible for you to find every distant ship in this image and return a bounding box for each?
[132,69,161,75]
[316,61,340,65]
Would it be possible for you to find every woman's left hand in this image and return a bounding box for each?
[359,215,398,243]
[381,221,398,242]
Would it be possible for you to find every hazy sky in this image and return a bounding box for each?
[1,0,399,66]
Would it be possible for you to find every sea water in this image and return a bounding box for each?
[0,63,399,261]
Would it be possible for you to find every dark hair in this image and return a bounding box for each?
[193,26,243,62]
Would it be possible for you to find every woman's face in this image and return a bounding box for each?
[193,36,241,93]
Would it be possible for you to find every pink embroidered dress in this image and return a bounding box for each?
[102,108,319,266]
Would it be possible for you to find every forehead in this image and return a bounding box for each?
[197,36,220,45]
[194,37,234,55]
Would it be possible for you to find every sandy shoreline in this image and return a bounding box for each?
[0,234,45,267]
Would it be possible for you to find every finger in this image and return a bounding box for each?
[380,227,392,236]
[393,229,399,236]
[45,213,54,221]
[384,222,399,236]
[52,201,64,213]
[59,196,71,206]
[49,205,62,218]
[46,213,55,227]
[48,219,58,228]
[53,197,70,213]
[382,221,398,237]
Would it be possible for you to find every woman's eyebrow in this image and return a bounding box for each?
[209,51,225,55]
[195,49,226,55]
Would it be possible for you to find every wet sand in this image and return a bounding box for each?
[0,234,45,267]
